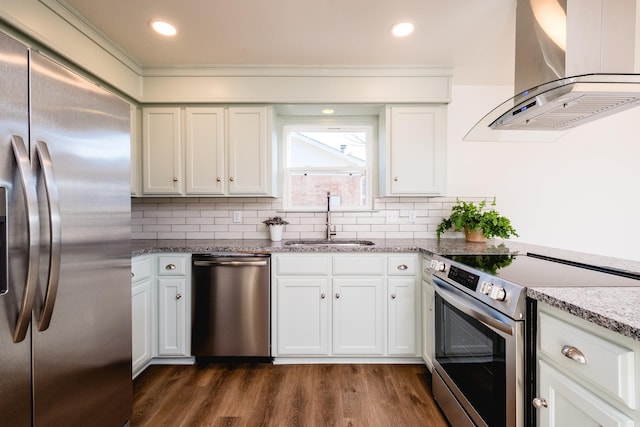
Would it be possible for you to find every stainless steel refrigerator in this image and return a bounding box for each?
[0,29,132,426]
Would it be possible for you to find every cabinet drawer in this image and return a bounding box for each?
[156,255,188,276]
[388,256,417,275]
[131,256,152,283]
[333,256,385,276]
[277,255,330,276]
[539,311,636,409]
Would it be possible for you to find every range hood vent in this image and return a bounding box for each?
[466,0,640,140]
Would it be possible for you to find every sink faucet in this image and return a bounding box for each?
[326,192,337,240]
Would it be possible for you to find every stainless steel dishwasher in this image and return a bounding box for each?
[191,254,271,358]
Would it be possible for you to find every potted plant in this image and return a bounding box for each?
[436,198,518,242]
[262,216,289,242]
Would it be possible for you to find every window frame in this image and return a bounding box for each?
[279,116,377,212]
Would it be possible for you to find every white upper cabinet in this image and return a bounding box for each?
[227,107,273,195]
[379,106,446,196]
[143,107,183,195]
[185,107,225,195]
[141,106,275,196]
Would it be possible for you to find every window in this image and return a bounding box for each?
[283,122,374,211]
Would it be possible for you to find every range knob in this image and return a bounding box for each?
[429,260,446,272]
[479,281,492,295]
[488,285,507,301]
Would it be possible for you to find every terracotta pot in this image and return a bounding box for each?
[464,228,487,243]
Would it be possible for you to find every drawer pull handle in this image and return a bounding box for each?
[397,264,408,270]
[176,293,182,300]
[532,397,548,409]
[165,264,177,270]
[561,345,588,364]
[320,293,326,299]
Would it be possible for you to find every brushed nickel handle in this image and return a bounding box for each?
[391,293,397,299]
[173,177,178,182]
[321,293,326,299]
[397,264,408,270]
[176,293,182,300]
[561,345,587,364]
[532,397,548,409]
[335,293,340,299]
[165,263,176,270]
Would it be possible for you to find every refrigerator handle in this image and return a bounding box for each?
[34,141,61,332]
[10,135,40,343]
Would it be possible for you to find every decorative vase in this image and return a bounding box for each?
[464,228,487,243]
[268,224,283,242]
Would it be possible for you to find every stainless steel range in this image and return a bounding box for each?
[426,252,640,427]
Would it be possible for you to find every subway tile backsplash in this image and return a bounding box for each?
[131,196,491,240]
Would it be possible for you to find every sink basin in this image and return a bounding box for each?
[284,239,375,247]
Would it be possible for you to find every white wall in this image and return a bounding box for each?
[448,85,640,261]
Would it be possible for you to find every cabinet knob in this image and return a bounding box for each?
[131,272,134,278]
[173,177,178,182]
[320,293,326,299]
[391,293,397,299]
[229,177,235,182]
[397,264,408,270]
[561,345,588,364]
[532,397,548,409]
[176,293,182,300]
[165,263,176,270]
[216,177,221,182]
[335,293,340,299]
[394,177,398,182]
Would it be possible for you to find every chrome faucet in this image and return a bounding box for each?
[326,192,337,240]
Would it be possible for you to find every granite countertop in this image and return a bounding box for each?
[131,238,640,342]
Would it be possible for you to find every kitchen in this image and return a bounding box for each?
[1,0,640,426]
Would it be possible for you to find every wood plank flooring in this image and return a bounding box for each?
[132,362,449,427]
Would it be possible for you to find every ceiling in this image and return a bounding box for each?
[60,0,517,85]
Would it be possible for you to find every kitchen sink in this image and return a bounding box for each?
[284,239,375,247]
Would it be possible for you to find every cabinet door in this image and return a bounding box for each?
[130,105,141,196]
[227,107,270,195]
[333,278,384,355]
[185,107,225,195]
[277,278,330,355]
[157,277,187,356]
[142,107,183,194]
[131,278,152,376]
[421,279,435,369]
[537,360,634,427]
[388,277,419,356]
[384,106,445,196]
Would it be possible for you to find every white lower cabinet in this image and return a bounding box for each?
[273,253,420,360]
[131,255,152,377]
[535,303,640,426]
[277,278,330,355]
[131,253,192,377]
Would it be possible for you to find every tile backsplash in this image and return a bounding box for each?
[131,196,491,240]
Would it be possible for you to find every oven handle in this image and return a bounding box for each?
[432,276,516,336]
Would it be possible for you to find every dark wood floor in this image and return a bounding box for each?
[132,362,449,427]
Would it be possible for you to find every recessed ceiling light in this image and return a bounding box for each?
[322,109,335,115]
[391,21,415,37]
[150,20,177,36]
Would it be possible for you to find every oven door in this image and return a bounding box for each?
[432,276,524,427]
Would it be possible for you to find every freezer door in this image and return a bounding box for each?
[0,31,32,427]
[29,52,132,426]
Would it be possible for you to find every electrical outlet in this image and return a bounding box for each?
[386,211,398,222]
[409,211,416,223]
[233,211,242,223]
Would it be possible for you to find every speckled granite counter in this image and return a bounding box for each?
[131,238,640,341]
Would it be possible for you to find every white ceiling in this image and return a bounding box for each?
[61,0,516,85]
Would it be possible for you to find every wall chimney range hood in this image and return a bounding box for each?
[465,0,640,141]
